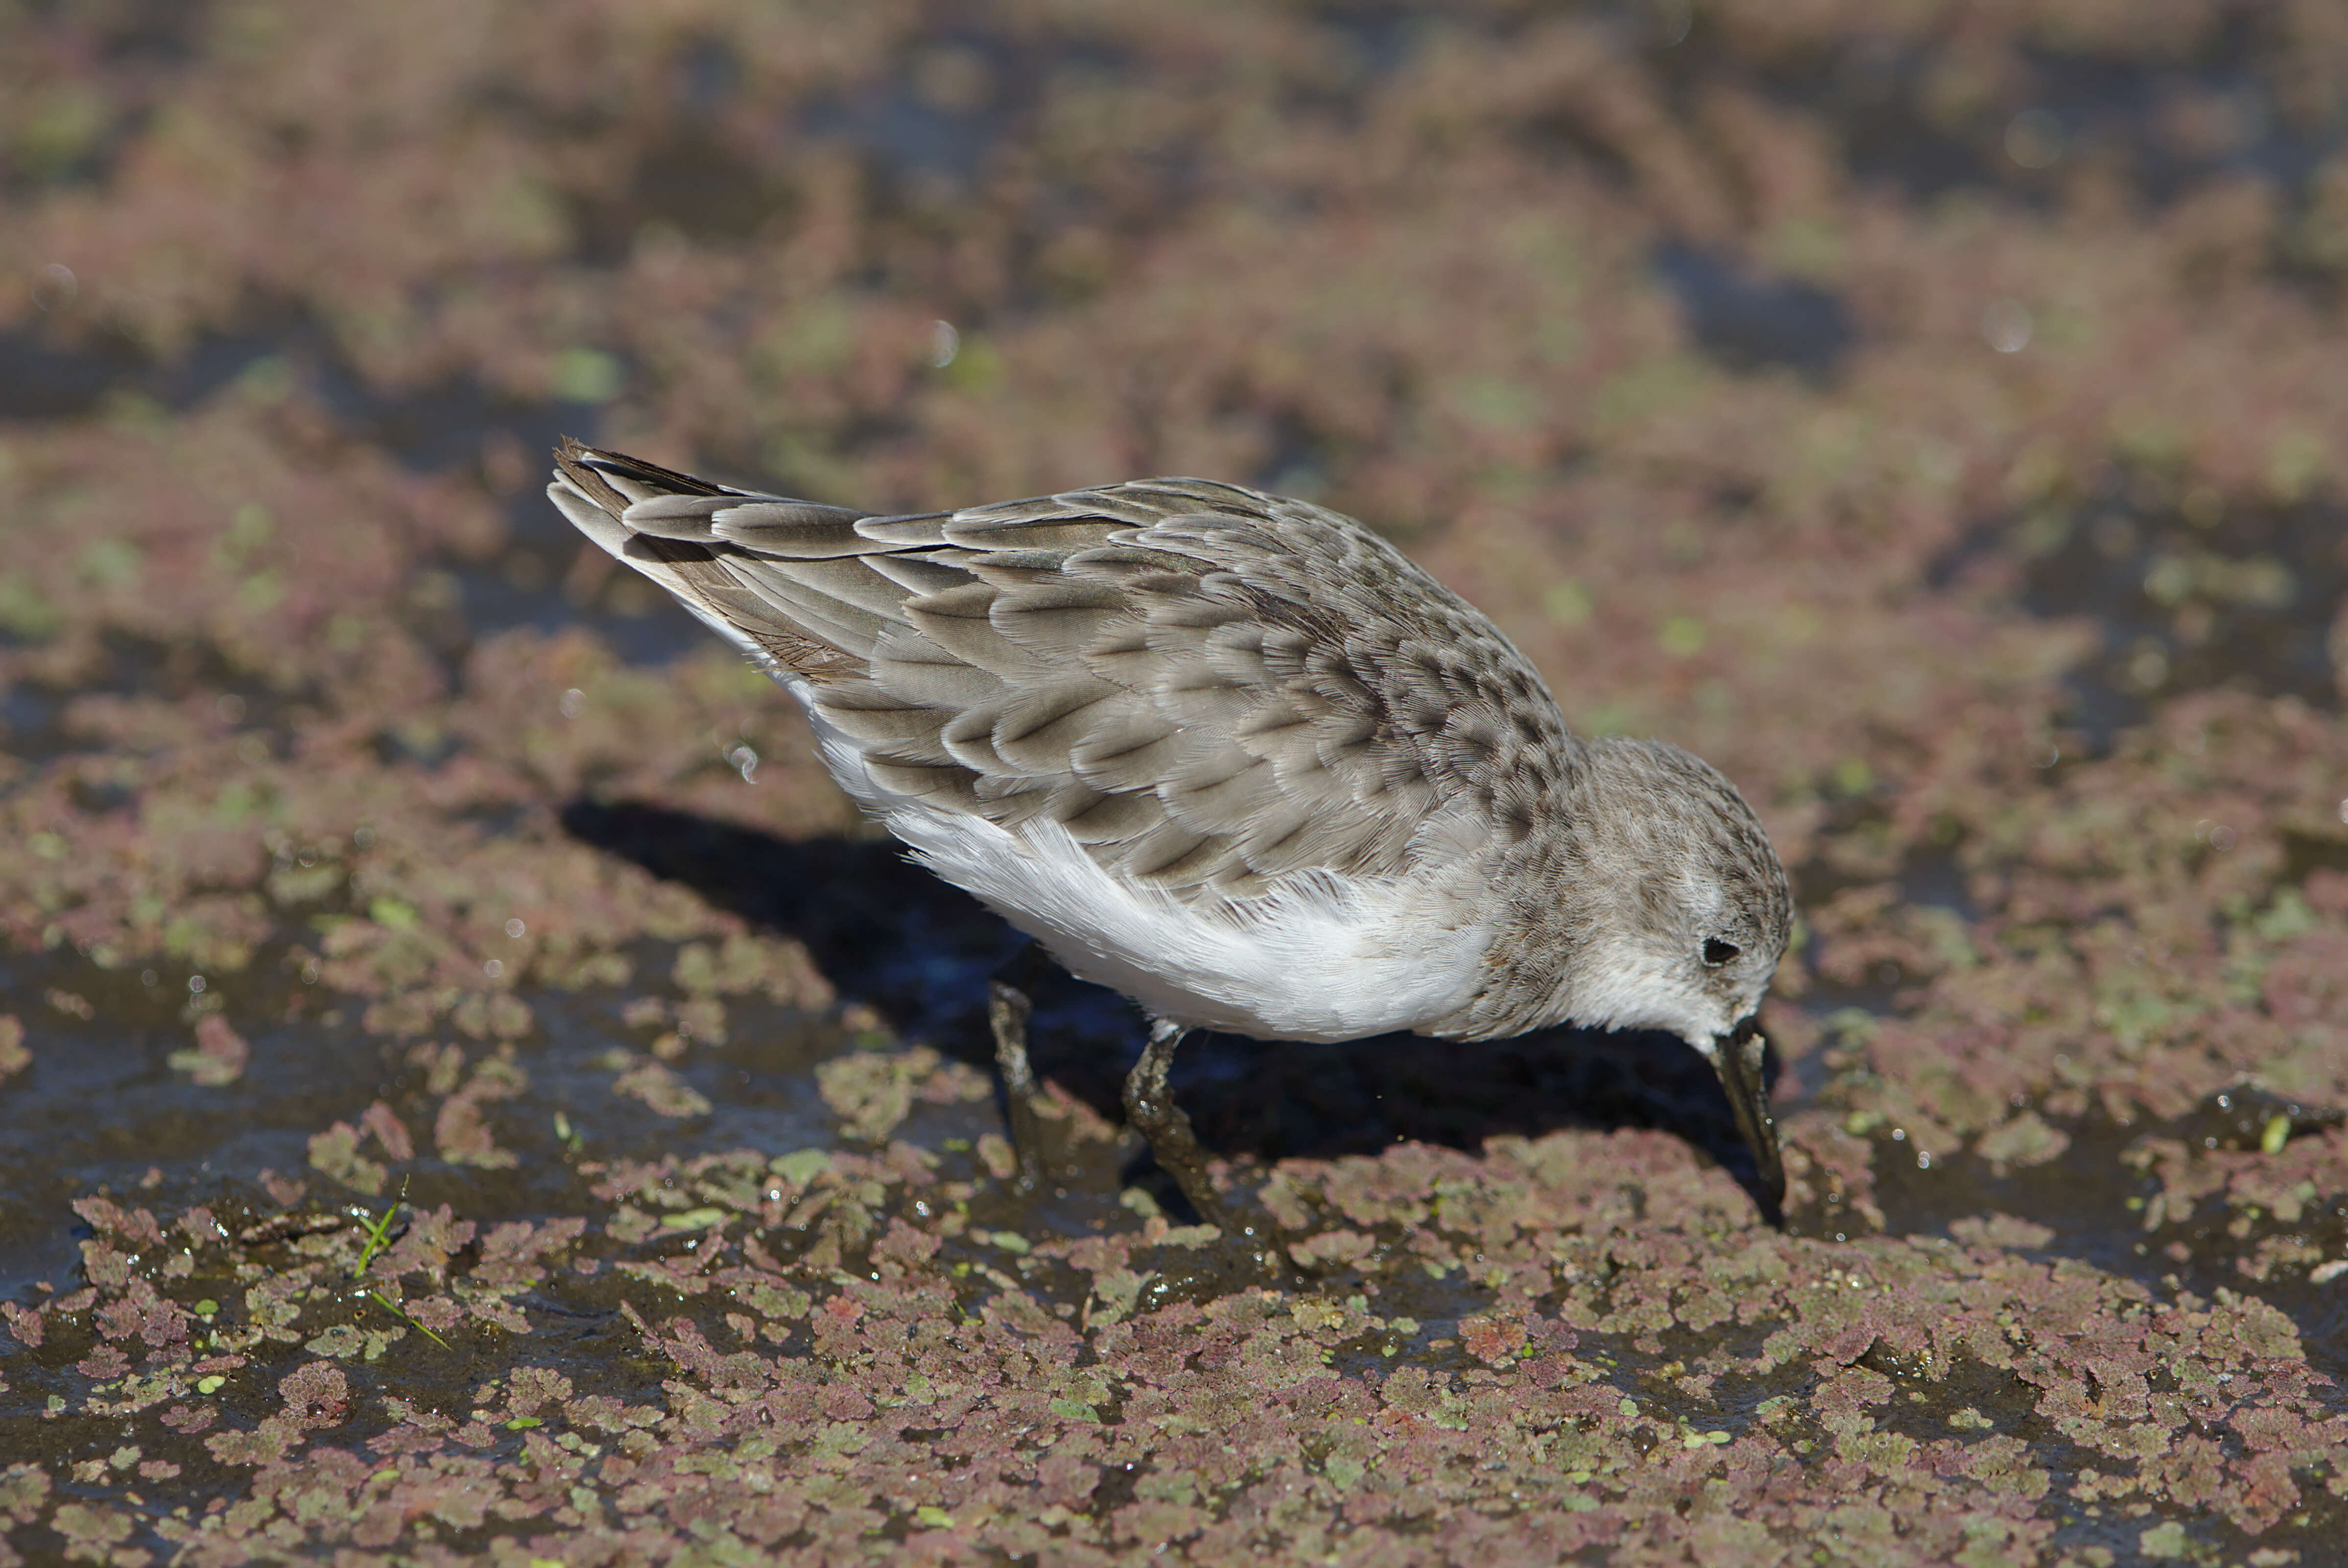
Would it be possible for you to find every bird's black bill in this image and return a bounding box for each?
[1711,1015,1785,1210]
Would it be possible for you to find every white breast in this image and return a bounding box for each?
[801,698,1492,1043]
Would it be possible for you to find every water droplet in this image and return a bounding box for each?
[2004,109,2064,169]
[31,262,77,312]
[1982,299,2033,354]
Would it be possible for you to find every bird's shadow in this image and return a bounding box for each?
[562,799,1780,1215]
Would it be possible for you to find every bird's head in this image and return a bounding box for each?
[1561,738,1793,1203]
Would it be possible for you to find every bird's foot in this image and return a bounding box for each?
[1124,1032,1289,1283]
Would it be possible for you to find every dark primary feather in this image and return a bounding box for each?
[550,440,1582,901]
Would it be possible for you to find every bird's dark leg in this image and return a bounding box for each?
[1125,1018,1285,1274]
[1124,1018,1215,1219]
[987,944,1056,1190]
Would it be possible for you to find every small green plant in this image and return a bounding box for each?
[351,1181,447,1349]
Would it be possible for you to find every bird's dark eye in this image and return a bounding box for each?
[1703,938,1740,967]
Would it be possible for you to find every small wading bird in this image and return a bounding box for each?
[550,440,1792,1258]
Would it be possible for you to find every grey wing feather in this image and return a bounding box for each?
[548,438,1579,900]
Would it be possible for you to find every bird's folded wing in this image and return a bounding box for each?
[551,444,1574,899]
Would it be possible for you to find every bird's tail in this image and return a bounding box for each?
[545,437,872,681]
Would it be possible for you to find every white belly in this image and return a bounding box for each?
[896,803,1489,1041]
[803,701,1490,1042]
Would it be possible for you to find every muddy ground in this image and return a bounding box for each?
[3,2,2348,1563]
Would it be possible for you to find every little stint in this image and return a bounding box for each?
[549,441,1793,1247]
